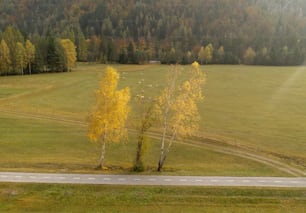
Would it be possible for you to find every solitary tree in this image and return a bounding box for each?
[88,66,130,169]
[155,62,205,171]
[0,39,11,75]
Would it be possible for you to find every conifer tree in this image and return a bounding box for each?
[76,31,88,61]
[47,37,62,72]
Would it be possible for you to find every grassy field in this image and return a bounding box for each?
[201,65,306,169]
[0,113,283,176]
[0,183,305,212]
[0,63,305,175]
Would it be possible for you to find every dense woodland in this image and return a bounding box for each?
[1,0,306,74]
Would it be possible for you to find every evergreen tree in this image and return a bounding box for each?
[127,40,137,64]
[32,34,48,73]
[76,30,88,61]
[47,37,62,72]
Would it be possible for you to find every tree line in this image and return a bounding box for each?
[1,0,306,68]
[0,26,77,75]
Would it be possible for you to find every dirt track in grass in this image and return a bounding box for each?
[1,108,304,177]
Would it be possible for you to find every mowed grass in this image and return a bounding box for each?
[0,183,305,212]
[201,65,306,168]
[0,114,282,176]
[0,63,305,174]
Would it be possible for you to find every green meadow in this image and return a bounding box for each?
[0,183,305,212]
[0,63,305,175]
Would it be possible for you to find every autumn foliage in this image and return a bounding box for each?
[88,66,130,169]
[155,62,205,171]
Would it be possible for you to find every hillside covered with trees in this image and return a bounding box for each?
[1,0,306,74]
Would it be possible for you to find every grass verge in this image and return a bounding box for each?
[0,183,305,212]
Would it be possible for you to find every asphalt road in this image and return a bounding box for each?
[0,172,305,187]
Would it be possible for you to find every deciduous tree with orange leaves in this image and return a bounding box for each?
[88,66,130,169]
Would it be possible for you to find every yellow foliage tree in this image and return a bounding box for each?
[0,39,11,75]
[204,43,214,64]
[88,66,130,169]
[243,47,256,65]
[217,46,225,63]
[25,40,35,75]
[15,42,26,75]
[198,46,205,64]
[155,62,205,171]
[60,39,77,71]
[198,44,214,64]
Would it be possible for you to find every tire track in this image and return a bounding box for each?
[0,108,305,177]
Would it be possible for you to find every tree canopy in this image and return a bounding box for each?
[88,66,130,169]
[1,0,306,68]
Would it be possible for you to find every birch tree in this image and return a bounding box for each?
[243,47,256,64]
[204,43,214,64]
[60,39,77,71]
[2,26,24,73]
[25,40,35,75]
[15,42,26,75]
[88,66,130,169]
[217,46,225,63]
[198,46,205,64]
[0,39,11,75]
[155,62,205,171]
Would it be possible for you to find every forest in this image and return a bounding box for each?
[1,0,306,74]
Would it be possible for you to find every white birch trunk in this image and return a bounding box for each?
[161,130,177,166]
[97,133,106,169]
[158,119,167,171]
